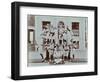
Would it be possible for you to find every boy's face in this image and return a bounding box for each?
[59,23,63,28]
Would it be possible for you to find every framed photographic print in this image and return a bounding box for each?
[11,2,98,80]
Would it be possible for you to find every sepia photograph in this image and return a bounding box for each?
[27,15,88,66]
[11,2,97,80]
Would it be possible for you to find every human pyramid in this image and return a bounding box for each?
[39,21,75,64]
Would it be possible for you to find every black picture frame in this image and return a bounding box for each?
[11,1,98,80]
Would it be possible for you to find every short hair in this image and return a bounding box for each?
[58,21,65,28]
